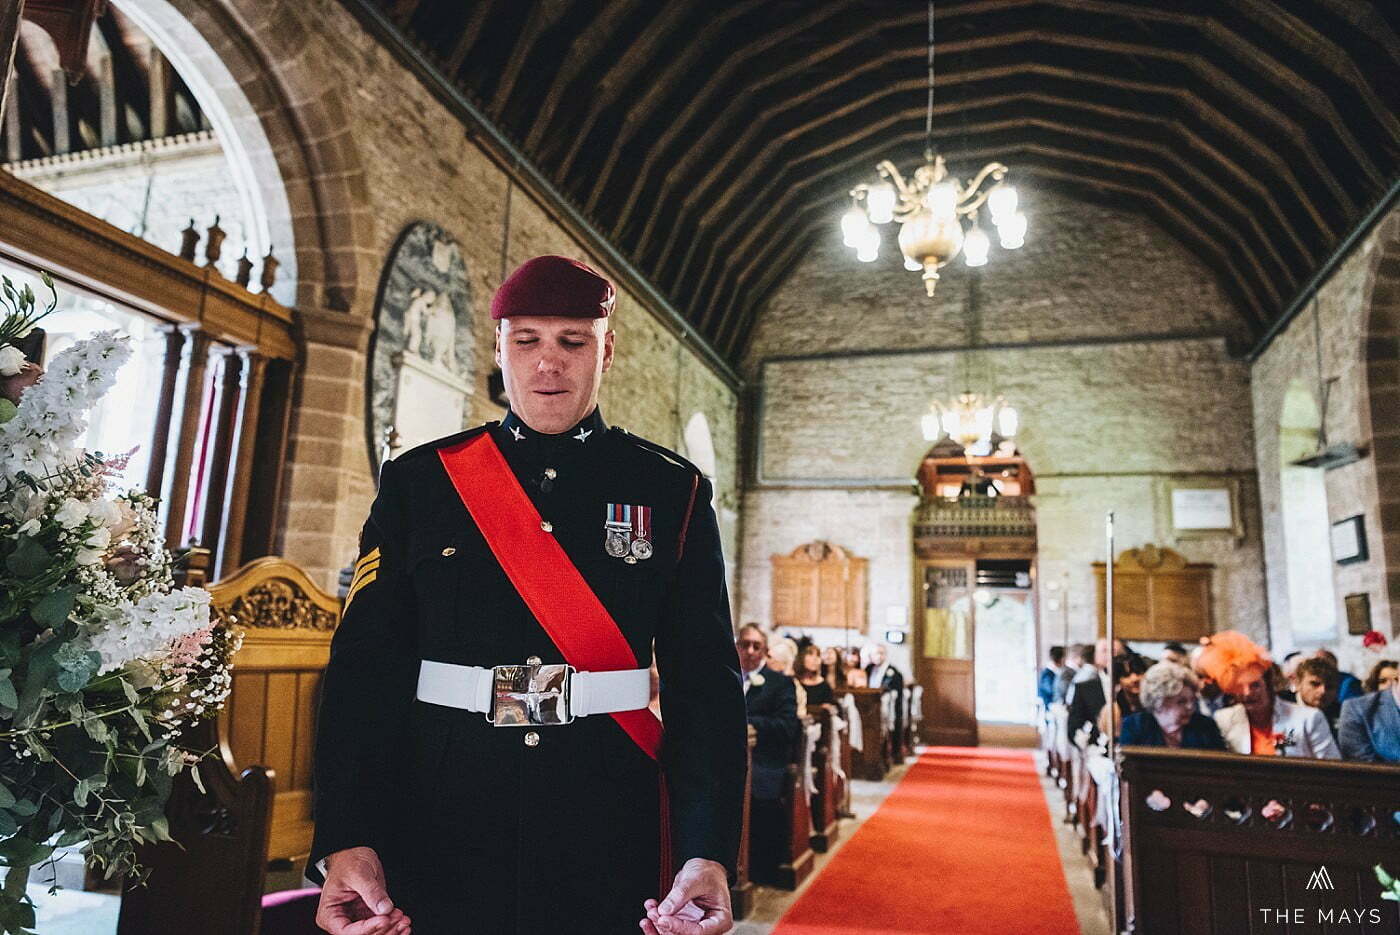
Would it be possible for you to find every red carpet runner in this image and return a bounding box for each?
[772,747,1081,935]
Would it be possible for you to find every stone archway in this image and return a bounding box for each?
[1363,209,1400,636]
[121,0,372,315]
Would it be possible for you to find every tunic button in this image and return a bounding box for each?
[540,520,553,533]
[440,547,456,556]
[524,731,540,747]
[526,655,541,666]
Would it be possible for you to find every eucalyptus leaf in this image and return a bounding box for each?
[0,814,15,838]
[8,802,35,820]
[3,538,49,581]
[30,587,79,629]
[52,829,84,848]
[0,786,12,810]
[0,678,16,713]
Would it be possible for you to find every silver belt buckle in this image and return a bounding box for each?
[488,662,574,726]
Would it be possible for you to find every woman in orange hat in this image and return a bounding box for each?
[1199,631,1339,758]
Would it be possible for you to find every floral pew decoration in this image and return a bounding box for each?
[0,273,239,934]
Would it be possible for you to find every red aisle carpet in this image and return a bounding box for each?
[772,747,1081,935]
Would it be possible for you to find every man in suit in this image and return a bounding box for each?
[736,623,799,885]
[1038,645,1067,709]
[865,642,907,756]
[1066,638,1111,746]
[311,256,747,935]
[1337,676,1400,763]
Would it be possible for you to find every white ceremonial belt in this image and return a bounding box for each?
[416,659,651,726]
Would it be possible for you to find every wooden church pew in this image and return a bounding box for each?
[840,687,890,780]
[730,726,758,919]
[1119,747,1400,934]
[809,704,845,853]
[117,556,340,935]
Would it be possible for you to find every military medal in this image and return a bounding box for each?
[629,505,653,560]
[604,503,632,558]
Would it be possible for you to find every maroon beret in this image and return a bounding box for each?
[490,255,616,320]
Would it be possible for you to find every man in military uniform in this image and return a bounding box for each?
[310,256,747,935]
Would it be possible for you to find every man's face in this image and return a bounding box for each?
[1162,649,1187,666]
[496,316,614,434]
[1094,639,1111,670]
[736,630,767,673]
[869,645,886,667]
[1297,673,1332,709]
[1239,672,1271,713]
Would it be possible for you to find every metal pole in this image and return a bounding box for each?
[1105,511,1122,935]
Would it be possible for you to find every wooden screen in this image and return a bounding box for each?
[1093,544,1214,641]
[771,541,868,632]
[1120,747,1400,933]
[210,557,340,865]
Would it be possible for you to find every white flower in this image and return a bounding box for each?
[74,548,104,566]
[17,518,40,536]
[749,672,765,687]
[84,526,111,550]
[54,498,89,529]
[88,499,122,528]
[0,345,24,377]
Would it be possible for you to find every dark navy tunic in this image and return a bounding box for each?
[309,408,746,934]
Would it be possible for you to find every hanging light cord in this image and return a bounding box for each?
[925,0,935,159]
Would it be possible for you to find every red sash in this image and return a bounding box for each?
[437,432,672,889]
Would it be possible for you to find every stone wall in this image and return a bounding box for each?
[1250,203,1400,677]
[741,188,1269,677]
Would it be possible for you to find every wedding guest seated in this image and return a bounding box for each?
[841,649,868,688]
[1038,646,1067,709]
[1118,661,1227,750]
[795,639,834,708]
[1160,642,1189,666]
[1292,656,1342,736]
[1053,643,1088,705]
[1314,649,1363,702]
[1337,667,1400,763]
[820,645,842,685]
[1200,631,1340,759]
[865,642,906,747]
[1095,654,1149,740]
[1363,659,1398,694]
[1189,642,1232,716]
[1067,639,1110,746]
[735,624,800,884]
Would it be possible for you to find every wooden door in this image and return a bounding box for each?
[916,559,978,746]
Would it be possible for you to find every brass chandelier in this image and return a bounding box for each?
[840,1,1027,296]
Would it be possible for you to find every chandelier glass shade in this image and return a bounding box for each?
[843,153,1027,296]
[921,391,1020,457]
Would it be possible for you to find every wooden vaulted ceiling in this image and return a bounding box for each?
[364,0,1400,360]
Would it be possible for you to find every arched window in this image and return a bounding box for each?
[1279,380,1336,642]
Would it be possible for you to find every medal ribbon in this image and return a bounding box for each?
[438,433,673,889]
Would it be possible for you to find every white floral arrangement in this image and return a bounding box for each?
[0,274,240,933]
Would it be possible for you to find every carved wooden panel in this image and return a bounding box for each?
[771,540,868,632]
[1094,545,1215,641]
[209,558,340,865]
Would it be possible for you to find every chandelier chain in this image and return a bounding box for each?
[925,0,935,158]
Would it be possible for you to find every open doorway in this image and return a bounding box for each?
[912,442,1038,746]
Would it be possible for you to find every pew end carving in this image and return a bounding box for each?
[1119,747,1400,933]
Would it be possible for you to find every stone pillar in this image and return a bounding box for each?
[280,307,376,592]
